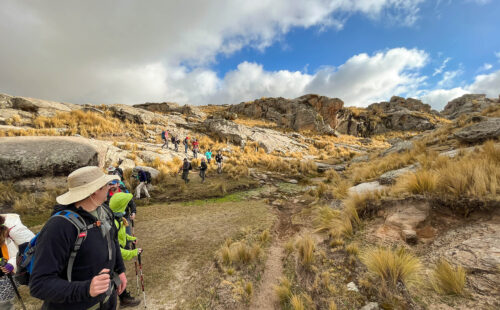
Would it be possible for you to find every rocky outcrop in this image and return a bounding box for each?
[337,96,438,137]
[134,102,206,119]
[202,119,307,153]
[442,94,499,119]
[0,93,80,117]
[0,136,101,180]
[381,140,413,156]
[378,164,419,185]
[228,94,343,134]
[109,104,168,125]
[454,117,500,143]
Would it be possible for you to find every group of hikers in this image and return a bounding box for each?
[162,130,224,184]
[0,131,227,310]
[1,166,146,309]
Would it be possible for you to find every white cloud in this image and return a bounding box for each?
[433,57,451,76]
[478,63,493,72]
[419,87,469,110]
[0,0,425,105]
[437,69,463,88]
[468,70,500,97]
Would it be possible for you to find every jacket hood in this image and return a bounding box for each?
[109,193,133,213]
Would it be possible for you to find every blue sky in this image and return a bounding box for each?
[1,0,499,109]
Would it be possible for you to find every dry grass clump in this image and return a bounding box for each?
[361,247,422,288]
[259,229,270,244]
[290,294,305,310]
[430,258,466,296]
[275,277,292,306]
[325,169,341,183]
[234,117,278,129]
[395,141,500,200]
[225,163,249,180]
[296,235,315,268]
[345,242,360,257]
[481,104,500,117]
[349,151,417,184]
[218,240,262,266]
[315,206,354,238]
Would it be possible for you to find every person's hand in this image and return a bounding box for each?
[130,213,136,220]
[0,263,14,274]
[117,272,127,295]
[137,248,143,255]
[89,269,110,297]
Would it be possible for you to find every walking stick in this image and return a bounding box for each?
[0,259,26,310]
[131,220,139,295]
[137,252,147,308]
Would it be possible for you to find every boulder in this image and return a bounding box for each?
[202,119,307,153]
[315,162,345,172]
[381,141,413,156]
[0,108,33,125]
[229,94,343,134]
[109,104,167,125]
[0,93,80,117]
[0,136,101,180]
[378,164,419,185]
[134,102,206,119]
[454,117,500,143]
[348,181,387,195]
[442,94,499,119]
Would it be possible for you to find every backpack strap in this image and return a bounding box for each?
[52,210,96,282]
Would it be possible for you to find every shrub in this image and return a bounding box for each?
[397,170,438,195]
[345,242,360,256]
[431,259,466,296]
[296,235,315,268]
[259,229,270,244]
[361,247,422,287]
[274,277,292,306]
[315,206,354,238]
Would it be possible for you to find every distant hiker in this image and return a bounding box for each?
[174,137,180,152]
[0,214,34,310]
[215,151,223,174]
[161,130,169,149]
[109,193,142,308]
[205,149,212,164]
[170,135,176,151]
[199,158,208,183]
[135,169,151,199]
[107,163,124,182]
[192,139,199,159]
[29,166,126,310]
[183,137,190,154]
[179,158,192,184]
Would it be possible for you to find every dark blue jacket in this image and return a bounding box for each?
[30,204,125,310]
[138,170,147,182]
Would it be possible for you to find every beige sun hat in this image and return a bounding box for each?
[56,166,119,205]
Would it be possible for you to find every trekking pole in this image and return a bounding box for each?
[0,259,26,310]
[137,252,147,308]
[131,220,140,295]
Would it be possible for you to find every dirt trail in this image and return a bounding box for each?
[250,199,304,310]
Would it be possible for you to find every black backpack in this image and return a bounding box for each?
[145,171,152,184]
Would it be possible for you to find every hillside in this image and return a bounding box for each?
[0,92,499,310]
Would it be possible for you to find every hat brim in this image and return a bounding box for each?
[56,174,119,205]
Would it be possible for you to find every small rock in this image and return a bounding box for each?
[347,282,359,292]
[287,179,298,184]
[402,229,418,245]
[360,302,379,310]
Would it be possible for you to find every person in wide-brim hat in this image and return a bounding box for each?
[57,166,120,205]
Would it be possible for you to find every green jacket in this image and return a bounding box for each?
[115,219,138,261]
[110,192,139,261]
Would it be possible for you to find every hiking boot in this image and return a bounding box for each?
[119,291,141,308]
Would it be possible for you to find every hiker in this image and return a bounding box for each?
[109,193,142,308]
[107,161,124,182]
[215,151,223,174]
[205,149,212,164]
[199,158,208,183]
[179,158,192,184]
[174,137,180,152]
[192,139,199,159]
[183,137,190,155]
[170,135,176,151]
[105,178,137,249]
[0,214,34,310]
[161,130,169,149]
[135,169,151,199]
[30,166,127,310]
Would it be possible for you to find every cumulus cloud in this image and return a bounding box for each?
[419,69,500,110]
[0,0,425,105]
[478,63,493,72]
